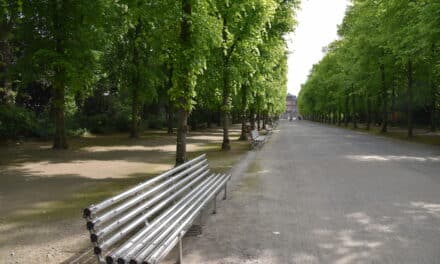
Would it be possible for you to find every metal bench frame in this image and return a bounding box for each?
[250,130,266,149]
[82,154,230,264]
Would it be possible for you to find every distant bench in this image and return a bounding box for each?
[82,154,230,264]
[250,130,267,149]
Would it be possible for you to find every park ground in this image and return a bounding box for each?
[0,125,249,264]
[1,121,440,264]
[176,120,440,264]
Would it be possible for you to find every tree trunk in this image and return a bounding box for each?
[175,0,192,165]
[380,64,388,133]
[391,80,396,127]
[221,16,231,151]
[351,84,357,129]
[239,85,248,141]
[250,108,256,130]
[52,2,68,149]
[166,104,173,134]
[344,95,349,127]
[176,108,188,165]
[429,44,437,132]
[337,106,341,126]
[366,96,371,130]
[130,89,140,138]
[407,59,414,137]
[257,110,261,130]
[52,79,68,149]
[430,82,437,132]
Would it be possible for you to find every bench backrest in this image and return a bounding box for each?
[83,154,211,257]
[250,130,259,139]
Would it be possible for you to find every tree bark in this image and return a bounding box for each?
[221,17,231,151]
[175,0,192,165]
[407,59,414,137]
[166,104,173,134]
[52,78,68,149]
[176,108,188,165]
[380,63,388,133]
[344,95,349,127]
[239,85,248,141]
[351,84,357,129]
[52,0,68,149]
[250,108,256,130]
[429,44,437,132]
[366,95,371,130]
[430,82,437,132]
[130,89,140,138]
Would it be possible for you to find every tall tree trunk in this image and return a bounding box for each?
[337,106,341,126]
[380,64,388,133]
[430,82,437,132]
[221,17,231,151]
[407,59,414,137]
[250,108,256,130]
[176,0,192,165]
[176,108,188,165]
[52,1,68,149]
[239,85,248,141]
[257,110,261,130]
[351,84,357,129]
[52,78,68,149]
[344,95,349,127]
[391,80,396,127]
[130,89,140,138]
[221,79,231,150]
[166,104,173,134]
[429,44,437,132]
[366,95,371,130]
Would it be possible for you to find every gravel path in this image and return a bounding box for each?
[178,120,440,264]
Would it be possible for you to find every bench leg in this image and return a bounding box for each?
[212,196,217,214]
[176,233,183,264]
[223,183,227,200]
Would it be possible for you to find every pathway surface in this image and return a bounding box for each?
[179,121,440,264]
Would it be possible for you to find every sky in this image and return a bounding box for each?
[286,0,350,96]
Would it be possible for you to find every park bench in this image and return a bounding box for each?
[82,154,230,264]
[250,129,266,149]
[265,125,274,135]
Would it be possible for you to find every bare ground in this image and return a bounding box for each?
[0,126,249,264]
[166,120,440,264]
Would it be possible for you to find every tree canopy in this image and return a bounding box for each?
[298,0,440,135]
[1,0,298,163]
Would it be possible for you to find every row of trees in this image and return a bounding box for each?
[1,0,297,163]
[298,0,440,136]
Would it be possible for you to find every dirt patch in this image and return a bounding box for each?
[0,126,249,264]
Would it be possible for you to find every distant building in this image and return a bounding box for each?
[283,93,297,119]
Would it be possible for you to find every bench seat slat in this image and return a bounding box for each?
[84,155,207,218]
[142,174,231,264]
[106,174,219,262]
[89,162,209,232]
[83,155,230,264]
[129,174,228,264]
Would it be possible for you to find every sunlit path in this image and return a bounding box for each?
[178,120,440,264]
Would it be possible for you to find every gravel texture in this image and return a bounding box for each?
[176,120,440,264]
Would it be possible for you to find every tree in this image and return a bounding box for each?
[13,0,112,148]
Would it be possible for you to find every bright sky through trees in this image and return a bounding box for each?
[286,0,349,95]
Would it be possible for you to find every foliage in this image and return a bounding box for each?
[298,0,440,133]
